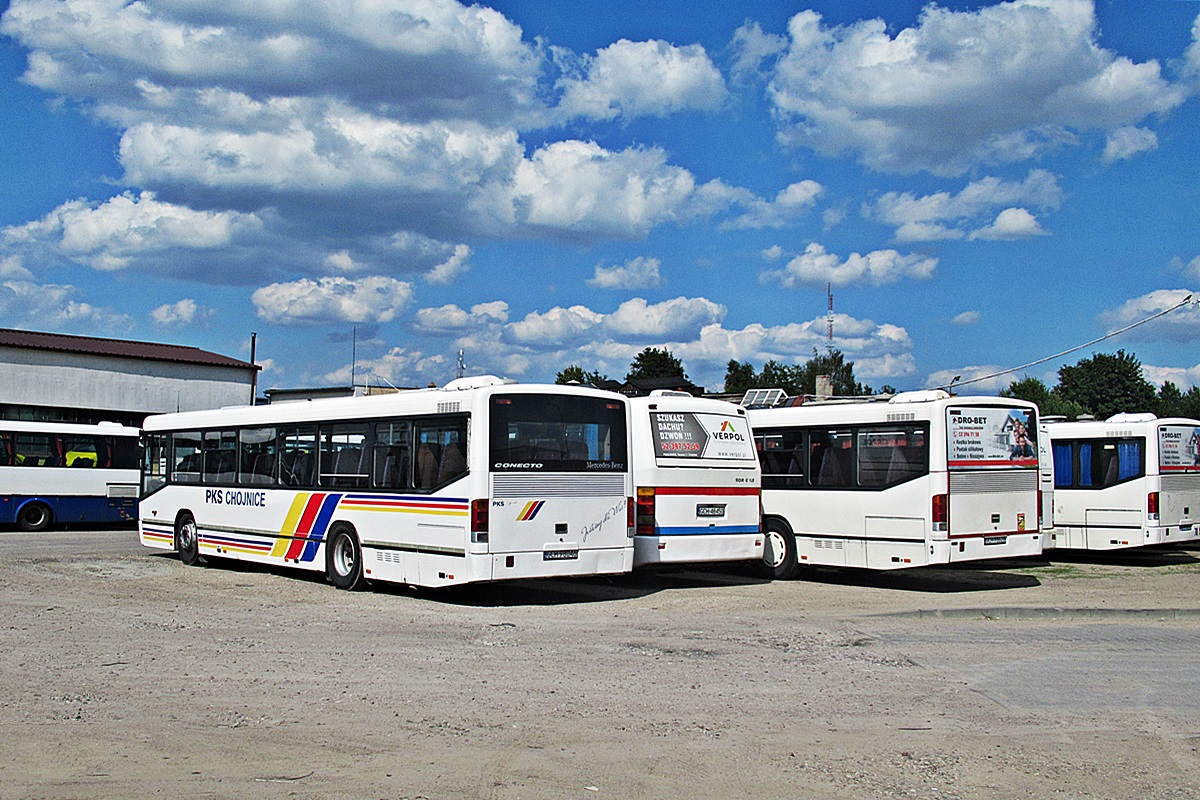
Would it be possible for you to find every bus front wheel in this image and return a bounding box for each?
[176,513,203,566]
[17,502,51,532]
[759,518,799,581]
[326,524,366,591]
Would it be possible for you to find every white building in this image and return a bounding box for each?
[0,328,259,426]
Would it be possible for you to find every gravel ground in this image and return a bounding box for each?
[2,529,1199,800]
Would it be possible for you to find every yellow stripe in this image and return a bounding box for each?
[271,494,311,557]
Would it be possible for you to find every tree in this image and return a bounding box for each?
[719,350,871,398]
[556,365,608,386]
[1054,350,1156,419]
[1156,381,1184,418]
[626,347,687,381]
[1001,376,1086,419]
[793,350,872,397]
[723,360,757,394]
[1182,387,1200,420]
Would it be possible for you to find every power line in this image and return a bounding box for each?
[951,293,1195,391]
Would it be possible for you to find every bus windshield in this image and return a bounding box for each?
[489,394,627,472]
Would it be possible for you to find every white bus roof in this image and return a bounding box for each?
[748,394,1036,425]
[0,419,140,436]
[142,378,624,432]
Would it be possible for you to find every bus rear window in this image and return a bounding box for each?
[490,394,627,472]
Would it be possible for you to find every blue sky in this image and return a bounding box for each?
[1,0,1199,394]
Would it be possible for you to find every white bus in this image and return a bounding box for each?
[748,391,1043,577]
[139,377,634,589]
[1043,413,1200,551]
[627,392,762,568]
[0,420,140,530]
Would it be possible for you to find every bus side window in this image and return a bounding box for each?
[320,424,369,489]
[414,417,468,489]
[373,420,412,490]
[278,426,317,487]
[811,430,853,488]
[757,430,805,489]
[171,432,203,483]
[239,427,278,486]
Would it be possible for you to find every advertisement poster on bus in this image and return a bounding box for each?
[946,407,1038,470]
[1159,425,1200,473]
[651,413,756,461]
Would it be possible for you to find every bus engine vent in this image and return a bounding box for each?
[437,401,461,414]
[1162,475,1200,493]
[493,474,626,498]
[949,471,1037,494]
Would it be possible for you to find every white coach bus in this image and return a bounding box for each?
[0,420,140,530]
[139,377,634,589]
[627,392,762,568]
[748,391,1043,578]
[1043,413,1200,551]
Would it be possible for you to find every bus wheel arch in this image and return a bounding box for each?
[17,501,52,532]
[175,511,203,566]
[326,522,367,591]
[759,515,800,581]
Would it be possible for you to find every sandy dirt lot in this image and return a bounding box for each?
[2,529,1199,800]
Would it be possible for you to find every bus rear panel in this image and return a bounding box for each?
[628,395,762,568]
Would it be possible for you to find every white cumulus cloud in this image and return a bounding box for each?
[555,39,727,122]
[762,242,937,288]
[252,275,414,325]
[587,257,662,289]
[765,1,1188,175]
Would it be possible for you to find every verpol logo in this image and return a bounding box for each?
[714,420,745,442]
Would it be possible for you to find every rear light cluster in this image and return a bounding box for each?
[636,487,656,536]
[626,496,636,538]
[932,493,948,533]
[1148,491,1160,522]
[470,499,489,543]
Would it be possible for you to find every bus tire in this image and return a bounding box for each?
[326,524,366,591]
[176,513,203,566]
[759,518,799,580]
[17,501,51,532]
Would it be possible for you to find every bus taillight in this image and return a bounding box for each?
[636,487,656,537]
[1037,489,1043,527]
[627,496,636,538]
[932,493,948,533]
[1148,491,1160,522]
[471,499,489,543]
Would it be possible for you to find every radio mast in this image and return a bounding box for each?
[826,282,834,354]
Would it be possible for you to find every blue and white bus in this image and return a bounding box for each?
[0,420,140,530]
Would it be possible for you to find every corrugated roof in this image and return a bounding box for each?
[0,328,257,370]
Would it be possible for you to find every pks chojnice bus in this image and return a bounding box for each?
[1043,413,1200,551]
[0,420,140,530]
[139,377,633,589]
[748,391,1043,577]
[627,392,762,568]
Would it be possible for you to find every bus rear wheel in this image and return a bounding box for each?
[17,502,51,532]
[176,513,203,566]
[326,524,366,591]
[759,518,799,580]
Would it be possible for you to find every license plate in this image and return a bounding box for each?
[983,536,1007,546]
[696,504,726,518]
[543,549,579,561]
